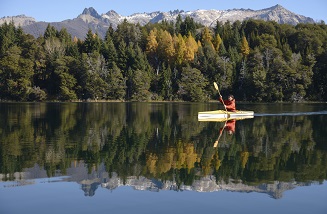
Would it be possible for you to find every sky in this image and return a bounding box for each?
[1,0,326,23]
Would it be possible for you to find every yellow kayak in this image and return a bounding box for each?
[198,110,254,122]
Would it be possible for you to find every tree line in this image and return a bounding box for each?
[0,16,327,102]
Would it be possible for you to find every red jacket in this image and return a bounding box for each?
[219,97,236,112]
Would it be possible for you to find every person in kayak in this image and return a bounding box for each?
[219,94,236,112]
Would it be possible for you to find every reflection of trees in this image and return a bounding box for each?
[0,103,326,186]
[146,142,199,176]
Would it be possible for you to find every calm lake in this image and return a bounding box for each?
[0,102,326,214]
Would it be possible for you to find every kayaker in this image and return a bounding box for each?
[219,94,236,112]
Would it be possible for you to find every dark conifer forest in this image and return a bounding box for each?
[1,17,327,102]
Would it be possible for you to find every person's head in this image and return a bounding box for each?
[228,94,234,101]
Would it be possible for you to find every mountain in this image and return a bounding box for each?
[0,15,36,27]
[0,4,315,39]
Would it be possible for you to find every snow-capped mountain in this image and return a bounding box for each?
[0,4,315,39]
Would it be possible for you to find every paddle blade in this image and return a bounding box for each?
[213,82,218,91]
[213,140,218,148]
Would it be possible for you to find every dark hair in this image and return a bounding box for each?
[228,94,234,100]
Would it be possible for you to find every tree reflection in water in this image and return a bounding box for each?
[0,102,326,198]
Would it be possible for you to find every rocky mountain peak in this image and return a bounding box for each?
[106,10,119,16]
[0,15,36,27]
[271,4,285,10]
[1,4,317,39]
[82,7,101,19]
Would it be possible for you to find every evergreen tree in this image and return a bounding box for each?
[159,64,173,100]
[44,24,57,39]
[175,14,183,35]
[178,66,208,102]
[52,56,77,100]
[0,21,16,57]
[130,69,151,101]
[116,40,128,73]
[83,29,101,53]
[0,45,33,100]
[180,16,196,36]
[247,48,267,101]
[107,62,126,100]
[102,33,117,68]
[80,53,108,100]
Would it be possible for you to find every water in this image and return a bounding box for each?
[0,102,326,214]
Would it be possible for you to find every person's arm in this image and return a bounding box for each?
[218,96,224,104]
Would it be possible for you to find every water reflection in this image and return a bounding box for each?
[0,102,326,199]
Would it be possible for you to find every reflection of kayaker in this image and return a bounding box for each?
[219,119,236,135]
[214,119,236,147]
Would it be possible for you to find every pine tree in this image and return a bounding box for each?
[116,40,128,72]
[83,29,101,53]
[175,15,183,35]
[178,67,208,102]
[102,33,117,68]
[130,69,151,101]
[107,62,126,100]
[53,56,77,100]
[180,16,196,36]
[0,45,33,100]
[44,24,57,39]
[0,21,16,57]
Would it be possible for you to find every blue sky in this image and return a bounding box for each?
[1,0,326,22]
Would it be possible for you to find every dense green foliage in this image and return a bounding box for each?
[1,18,327,101]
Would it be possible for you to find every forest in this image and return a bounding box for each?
[0,16,327,102]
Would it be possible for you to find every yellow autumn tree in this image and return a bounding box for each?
[157,29,175,64]
[241,35,250,57]
[146,153,158,175]
[197,40,202,48]
[174,34,186,65]
[201,27,214,50]
[213,33,222,52]
[146,141,199,175]
[145,28,158,55]
[240,151,250,168]
[184,32,198,62]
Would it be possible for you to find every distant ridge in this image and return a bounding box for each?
[0,4,315,39]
